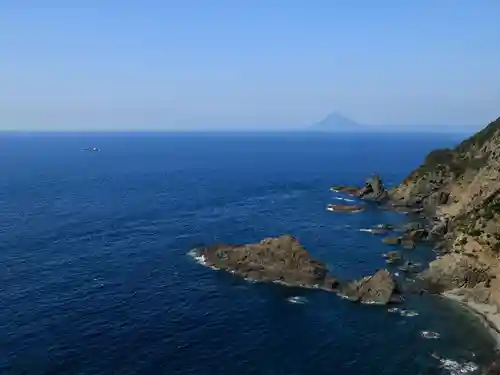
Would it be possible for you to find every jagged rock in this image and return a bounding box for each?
[357,175,389,202]
[196,235,337,290]
[418,253,492,292]
[438,191,450,204]
[382,237,402,245]
[339,269,401,304]
[326,204,364,213]
[429,217,449,240]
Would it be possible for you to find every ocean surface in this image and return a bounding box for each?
[0,132,496,375]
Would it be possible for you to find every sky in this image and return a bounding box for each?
[0,0,499,131]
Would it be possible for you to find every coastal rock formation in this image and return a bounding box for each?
[195,235,339,290]
[327,204,364,213]
[340,269,401,304]
[382,236,401,245]
[358,175,389,202]
[389,116,500,308]
[419,253,493,292]
[195,235,401,305]
[331,175,389,202]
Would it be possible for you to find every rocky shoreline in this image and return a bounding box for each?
[192,116,500,373]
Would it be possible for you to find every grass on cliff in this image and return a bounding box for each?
[407,118,500,181]
[455,117,500,153]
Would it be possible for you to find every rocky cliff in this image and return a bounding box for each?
[390,117,500,307]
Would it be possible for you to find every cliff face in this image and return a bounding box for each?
[390,117,500,307]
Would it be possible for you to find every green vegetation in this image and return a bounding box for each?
[456,117,500,153]
[469,229,483,237]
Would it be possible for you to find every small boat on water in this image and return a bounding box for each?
[83,147,100,152]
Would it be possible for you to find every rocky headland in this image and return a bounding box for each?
[385,117,500,368]
[193,116,500,372]
[388,118,500,308]
[194,234,400,305]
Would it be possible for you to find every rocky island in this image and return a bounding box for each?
[194,234,400,304]
[332,175,389,202]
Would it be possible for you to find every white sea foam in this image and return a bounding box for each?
[359,228,374,233]
[387,307,401,313]
[421,330,440,339]
[400,309,419,317]
[188,249,219,270]
[287,296,308,304]
[332,196,356,203]
[433,355,479,375]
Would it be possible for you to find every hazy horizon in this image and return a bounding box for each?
[1,1,499,132]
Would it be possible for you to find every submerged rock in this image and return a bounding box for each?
[383,251,402,264]
[195,235,339,290]
[398,260,421,273]
[340,269,401,304]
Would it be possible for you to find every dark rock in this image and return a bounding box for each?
[357,175,389,202]
[403,229,427,242]
[382,236,402,245]
[339,269,401,304]
[483,360,500,375]
[404,222,424,231]
[429,217,449,240]
[196,235,335,289]
[398,260,421,273]
[418,254,493,292]
[438,191,450,204]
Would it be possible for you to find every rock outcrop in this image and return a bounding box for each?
[195,235,400,305]
[358,175,389,202]
[196,235,339,290]
[339,269,401,304]
[331,175,389,203]
[389,116,500,308]
[326,204,364,213]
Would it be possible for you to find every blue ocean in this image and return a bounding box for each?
[0,132,496,375]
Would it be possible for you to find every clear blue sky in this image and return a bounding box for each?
[1,1,499,131]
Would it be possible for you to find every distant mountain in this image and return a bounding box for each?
[310,112,361,131]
